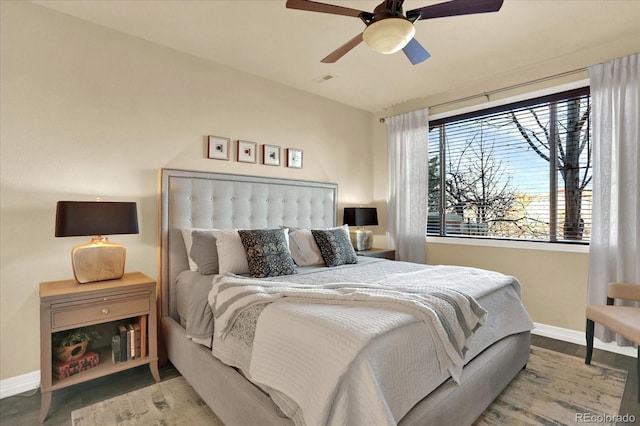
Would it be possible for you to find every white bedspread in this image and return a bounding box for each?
[211,276,486,381]
[207,263,533,426]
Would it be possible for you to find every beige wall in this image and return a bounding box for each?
[0,1,375,380]
[426,242,589,331]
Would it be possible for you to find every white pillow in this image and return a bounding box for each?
[289,225,348,266]
[212,229,250,275]
[289,229,324,266]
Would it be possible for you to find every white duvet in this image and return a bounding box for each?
[208,263,533,426]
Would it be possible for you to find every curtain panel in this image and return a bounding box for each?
[587,52,640,344]
[386,108,429,263]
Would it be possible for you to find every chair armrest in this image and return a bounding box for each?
[607,283,640,302]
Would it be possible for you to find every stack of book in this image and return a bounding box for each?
[112,316,147,363]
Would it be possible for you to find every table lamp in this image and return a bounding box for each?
[343,207,378,251]
[55,201,139,284]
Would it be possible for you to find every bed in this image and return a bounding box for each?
[158,168,533,426]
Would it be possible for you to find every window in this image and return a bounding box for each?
[428,87,592,243]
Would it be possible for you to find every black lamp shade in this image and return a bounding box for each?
[55,201,139,237]
[343,207,378,227]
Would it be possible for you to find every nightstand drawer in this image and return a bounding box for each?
[51,292,149,329]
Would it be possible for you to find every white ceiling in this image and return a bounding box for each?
[32,0,640,112]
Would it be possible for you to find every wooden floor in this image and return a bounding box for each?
[0,336,637,425]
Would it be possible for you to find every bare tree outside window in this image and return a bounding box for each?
[444,131,516,234]
[427,88,592,243]
[510,97,591,240]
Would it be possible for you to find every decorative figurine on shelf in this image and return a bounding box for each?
[52,327,100,362]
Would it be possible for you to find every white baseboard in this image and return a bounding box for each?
[532,322,637,357]
[0,370,39,400]
[1,323,636,400]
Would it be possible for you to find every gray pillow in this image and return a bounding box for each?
[190,230,219,275]
[238,229,297,278]
[311,228,358,267]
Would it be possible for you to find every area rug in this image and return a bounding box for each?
[72,347,626,425]
[474,346,627,425]
[71,376,223,425]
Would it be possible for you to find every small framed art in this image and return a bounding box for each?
[207,136,230,160]
[263,144,281,166]
[287,148,303,169]
[237,140,257,163]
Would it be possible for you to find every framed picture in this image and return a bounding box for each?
[287,148,303,169]
[207,136,230,160]
[237,140,257,163]
[263,144,281,166]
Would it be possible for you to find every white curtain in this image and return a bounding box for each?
[587,52,640,344]
[386,108,429,263]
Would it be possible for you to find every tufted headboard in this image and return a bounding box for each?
[158,168,338,319]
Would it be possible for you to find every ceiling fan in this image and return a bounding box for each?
[286,0,504,65]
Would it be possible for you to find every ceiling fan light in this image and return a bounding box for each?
[363,18,415,55]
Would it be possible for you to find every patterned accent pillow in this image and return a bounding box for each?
[311,228,358,267]
[238,229,297,278]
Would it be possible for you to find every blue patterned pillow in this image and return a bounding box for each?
[238,229,297,278]
[311,228,358,267]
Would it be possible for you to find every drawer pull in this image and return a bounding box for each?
[102,308,109,315]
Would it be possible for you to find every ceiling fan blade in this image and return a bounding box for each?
[402,38,431,65]
[407,0,504,21]
[286,0,366,18]
[321,33,364,63]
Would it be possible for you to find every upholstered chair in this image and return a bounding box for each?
[585,282,640,402]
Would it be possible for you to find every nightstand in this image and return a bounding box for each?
[356,248,396,260]
[39,272,160,422]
